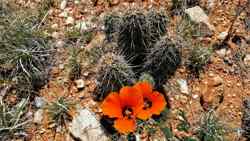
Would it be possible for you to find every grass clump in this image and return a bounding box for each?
[93,53,135,101]
[197,111,225,141]
[0,98,30,140]
[187,46,212,74]
[47,97,75,128]
[0,13,53,96]
[143,36,181,89]
[68,48,81,80]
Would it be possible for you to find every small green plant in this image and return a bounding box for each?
[118,9,150,67]
[68,48,81,80]
[93,53,135,101]
[143,36,181,89]
[47,97,75,127]
[197,110,225,141]
[187,46,212,74]
[177,110,190,132]
[0,98,30,140]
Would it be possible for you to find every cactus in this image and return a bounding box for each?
[68,48,81,80]
[93,53,135,101]
[187,46,212,74]
[147,9,168,44]
[104,12,121,42]
[118,9,150,67]
[143,36,181,89]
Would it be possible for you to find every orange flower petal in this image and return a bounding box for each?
[119,86,144,115]
[137,109,152,120]
[147,91,166,115]
[134,82,153,95]
[101,92,123,118]
[137,91,166,120]
[114,118,136,134]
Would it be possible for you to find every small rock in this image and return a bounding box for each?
[51,24,59,29]
[34,97,46,108]
[218,31,228,40]
[69,108,108,141]
[244,54,250,66]
[60,0,68,10]
[55,40,65,48]
[59,64,64,70]
[177,79,189,94]
[51,32,60,39]
[211,76,223,86]
[58,11,68,18]
[185,6,215,31]
[33,109,44,124]
[216,48,227,58]
[65,17,75,25]
[75,79,85,90]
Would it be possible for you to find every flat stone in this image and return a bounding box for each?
[69,108,108,141]
[185,6,215,31]
[218,31,228,40]
[33,109,44,124]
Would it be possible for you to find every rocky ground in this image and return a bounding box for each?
[0,0,250,141]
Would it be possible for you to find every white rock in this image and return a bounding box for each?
[51,32,60,39]
[75,79,85,90]
[60,0,68,10]
[185,6,215,31]
[34,97,46,108]
[216,48,227,58]
[177,79,189,94]
[51,24,58,29]
[69,109,108,141]
[244,54,250,66]
[66,17,75,25]
[55,40,65,48]
[218,31,228,40]
[33,109,44,124]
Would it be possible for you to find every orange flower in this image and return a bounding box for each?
[134,82,166,120]
[101,86,144,134]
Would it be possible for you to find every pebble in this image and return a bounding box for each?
[51,32,60,39]
[34,97,46,108]
[51,24,58,29]
[55,40,65,48]
[65,17,75,25]
[244,54,250,66]
[33,109,44,124]
[75,79,85,90]
[177,79,189,94]
[218,31,228,40]
[60,0,68,10]
[216,48,227,58]
[59,64,64,70]
[58,11,68,18]
[211,75,224,86]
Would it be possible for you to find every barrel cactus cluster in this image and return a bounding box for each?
[93,9,182,101]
